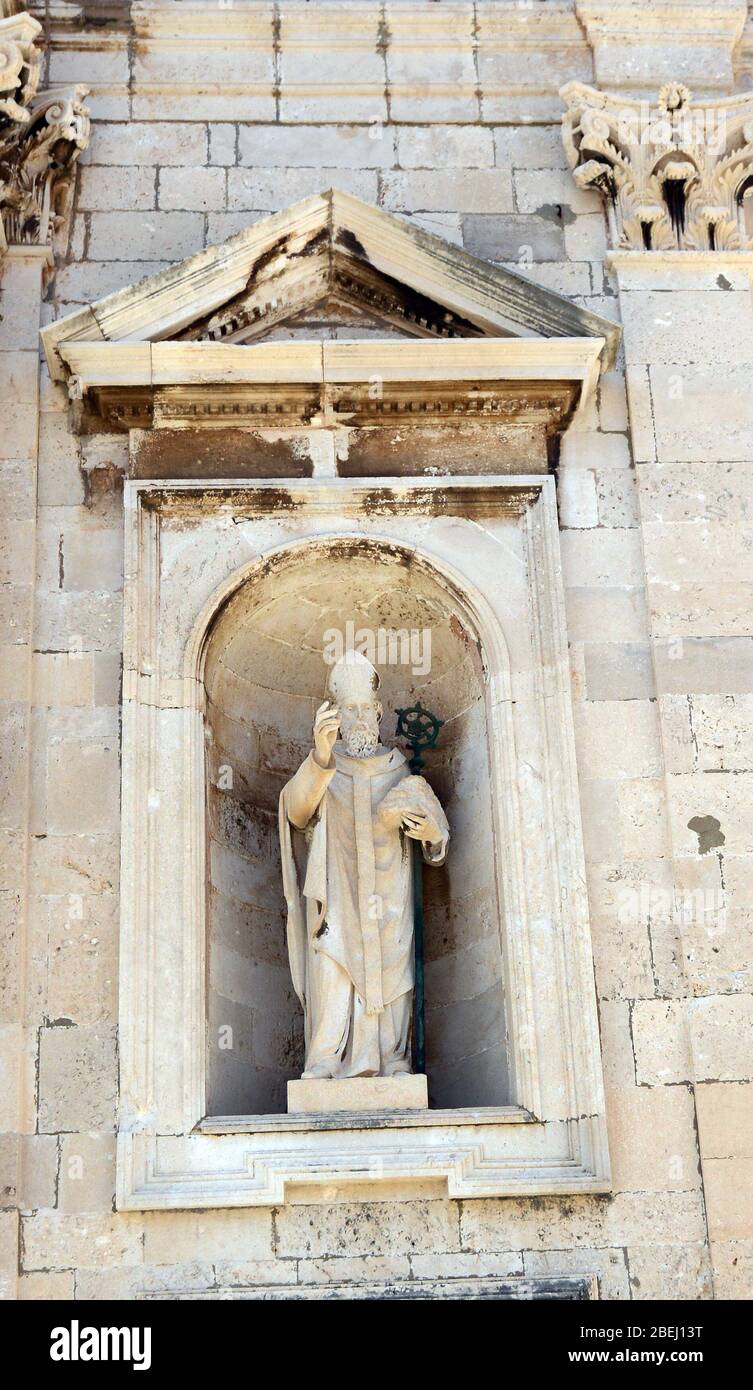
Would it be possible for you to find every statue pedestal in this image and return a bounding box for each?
[287,1074,428,1114]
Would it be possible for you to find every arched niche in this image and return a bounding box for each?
[202,537,511,1116]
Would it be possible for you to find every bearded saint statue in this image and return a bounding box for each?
[278,651,449,1080]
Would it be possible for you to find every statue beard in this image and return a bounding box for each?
[342,722,380,759]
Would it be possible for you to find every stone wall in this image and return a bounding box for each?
[2,0,753,1301]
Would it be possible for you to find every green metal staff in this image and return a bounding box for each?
[394,701,444,1076]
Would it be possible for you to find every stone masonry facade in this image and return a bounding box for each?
[1,0,753,1300]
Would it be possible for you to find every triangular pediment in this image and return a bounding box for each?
[42,190,619,379]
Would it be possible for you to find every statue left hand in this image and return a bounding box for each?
[402,811,443,847]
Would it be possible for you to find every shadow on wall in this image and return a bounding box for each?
[203,539,509,1115]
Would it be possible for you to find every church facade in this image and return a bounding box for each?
[1,0,753,1301]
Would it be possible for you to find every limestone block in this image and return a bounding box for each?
[704,1159,753,1242]
[33,653,94,708]
[38,1024,117,1132]
[87,211,204,262]
[56,260,171,305]
[275,1199,461,1259]
[461,214,565,263]
[227,167,378,212]
[411,1250,523,1280]
[696,1082,753,1160]
[0,352,38,408]
[654,639,753,697]
[632,1000,693,1085]
[61,528,123,595]
[560,527,643,589]
[557,468,598,528]
[492,126,568,170]
[37,415,84,507]
[669,772,753,858]
[47,740,120,835]
[513,168,600,217]
[278,7,384,122]
[565,586,648,645]
[46,892,118,1026]
[649,366,753,464]
[460,1190,707,1253]
[578,777,622,863]
[564,213,608,262]
[385,7,478,121]
[142,1210,272,1265]
[77,166,156,212]
[0,521,34,586]
[83,121,208,167]
[132,38,273,120]
[605,1085,700,1192]
[618,778,671,861]
[649,581,753,640]
[559,430,631,472]
[30,832,119,897]
[0,589,31,649]
[689,996,753,1082]
[682,908,753,998]
[19,1272,75,1300]
[595,469,639,528]
[509,262,591,298]
[574,700,663,780]
[624,368,656,464]
[0,831,23,893]
[598,372,629,433]
[525,1247,630,1301]
[58,1133,116,1214]
[0,645,29,702]
[237,124,395,169]
[619,291,753,369]
[74,1261,218,1300]
[382,171,514,215]
[22,1212,143,1271]
[208,125,237,167]
[628,1244,713,1302]
[0,705,28,834]
[397,126,494,169]
[295,1254,413,1286]
[0,261,46,352]
[158,167,227,213]
[584,643,655,702]
[288,1075,428,1114]
[710,1238,753,1299]
[598,999,638,1089]
[10,1134,58,1211]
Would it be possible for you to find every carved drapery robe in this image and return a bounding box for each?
[279,742,448,1076]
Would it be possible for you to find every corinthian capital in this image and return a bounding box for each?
[0,10,41,125]
[561,80,753,252]
[0,9,89,256]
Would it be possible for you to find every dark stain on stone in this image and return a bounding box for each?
[335,227,368,260]
[536,203,577,226]
[129,430,314,480]
[688,815,725,854]
[716,274,733,291]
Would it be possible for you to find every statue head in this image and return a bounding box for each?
[327,651,383,758]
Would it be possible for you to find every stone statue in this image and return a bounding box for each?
[279,651,449,1080]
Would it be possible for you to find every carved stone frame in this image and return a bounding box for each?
[116,472,609,1210]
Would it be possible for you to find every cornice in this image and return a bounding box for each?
[56,336,599,433]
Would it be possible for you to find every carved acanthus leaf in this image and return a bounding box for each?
[561,80,753,252]
[0,11,90,255]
